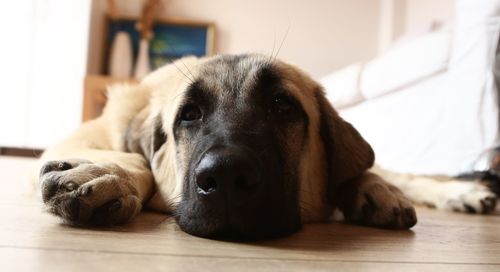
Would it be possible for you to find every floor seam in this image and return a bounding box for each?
[1,244,499,266]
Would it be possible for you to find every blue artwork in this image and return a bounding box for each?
[106,19,209,72]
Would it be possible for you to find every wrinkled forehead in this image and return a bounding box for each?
[152,54,321,130]
[192,55,320,119]
[195,54,276,99]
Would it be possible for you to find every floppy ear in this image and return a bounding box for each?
[316,92,375,200]
[124,107,167,162]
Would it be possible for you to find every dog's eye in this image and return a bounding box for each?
[271,94,295,114]
[180,104,203,122]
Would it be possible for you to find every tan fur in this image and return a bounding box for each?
[274,62,331,221]
[372,166,497,214]
[37,54,417,229]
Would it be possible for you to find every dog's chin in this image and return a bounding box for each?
[174,201,302,240]
[175,216,302,241]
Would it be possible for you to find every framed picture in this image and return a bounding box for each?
[102,15,215,74]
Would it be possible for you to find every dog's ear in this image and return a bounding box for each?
[316,91,375,199]
[124,107,167,161]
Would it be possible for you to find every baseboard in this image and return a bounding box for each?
[0,147,44,158]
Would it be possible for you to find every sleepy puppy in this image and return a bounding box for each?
[38,54,416,239]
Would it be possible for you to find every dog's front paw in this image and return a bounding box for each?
[338,174,417,229]
[39,159,142,226]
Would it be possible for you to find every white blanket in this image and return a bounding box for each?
[340,72,498,175]
[324,0,500,175]
[321,30,452,109]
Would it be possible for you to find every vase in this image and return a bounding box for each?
[134,39,151,80]
[108,31,133,79]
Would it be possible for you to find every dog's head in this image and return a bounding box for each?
[126,54,374,239]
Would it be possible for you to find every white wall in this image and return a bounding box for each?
[377,0,454,53]
[0,0,91,148]
[0,1,33,147]
[88,0,455,78]
[0,0,455,149]
[378,0,407,52]
[405,0,454,34]
[88,0,381,79]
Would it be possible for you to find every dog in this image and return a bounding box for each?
[37,54,417,239]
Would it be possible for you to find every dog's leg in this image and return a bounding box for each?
[371,167,497,214]
[335,172,418,229]
[33,82,156,225]
[38,149,154,226]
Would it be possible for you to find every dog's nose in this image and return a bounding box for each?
[194,147,260,196]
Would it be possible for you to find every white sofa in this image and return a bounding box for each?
[321,0,500,175]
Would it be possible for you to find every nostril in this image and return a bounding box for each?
[194,148,261,196]
[197,176,217,195]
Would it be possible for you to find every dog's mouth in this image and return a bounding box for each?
[188,223,300,242]
[174,194,302,240]
[174,146,301,240]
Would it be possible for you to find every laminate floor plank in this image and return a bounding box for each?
[1,156,499,271]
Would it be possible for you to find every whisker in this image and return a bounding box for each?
[164,193,183,204]
[164,89,188,105]
[171,60,195,84]
[298,200,316,208]
[274,22,291,60]
[268,29,277,63]
[168,46,196,83]
[179,58,196,83]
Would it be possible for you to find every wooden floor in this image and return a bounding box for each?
[1,156,500,271]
